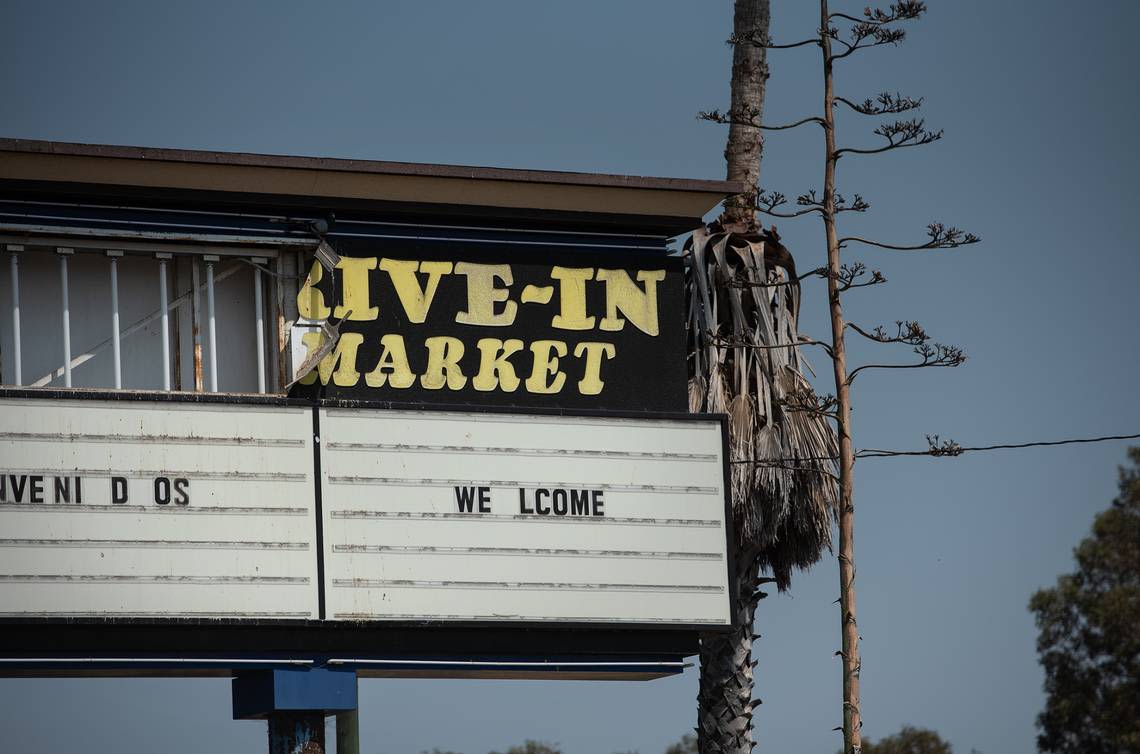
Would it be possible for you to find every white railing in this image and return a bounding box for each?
[4,243,284,394]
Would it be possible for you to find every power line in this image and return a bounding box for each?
[732,431,1140,465]
[857,432,1140,459]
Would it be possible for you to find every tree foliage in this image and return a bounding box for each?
[1028,447,1140,754]
[488,741,563,754]
[836,725,952,754]
[664,733,698,754]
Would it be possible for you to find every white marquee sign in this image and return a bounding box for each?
[0,395,731,627]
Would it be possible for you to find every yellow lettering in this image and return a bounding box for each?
[364,334,415,388]
[549,267,595,330]
[298,331,363,386]
[454,263,517,327]
[596,269,666,336]
[297,260,331,320]
[573,342,616,395]
[333,257,379,321]
[525,340,568,394]
[520,285,554,305]
[472,338,524,392]
[379,259,453,323]
[421,336,467,390]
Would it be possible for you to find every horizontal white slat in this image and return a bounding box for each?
[0,583,315,618]
[327,552,725,586]
[324,517,725,551]
[331,586,729,625]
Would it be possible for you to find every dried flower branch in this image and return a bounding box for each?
[726,265,830,289]
[830,1,926,27]
[756,189,822,218]
[699,107,824,132]
[846,341,966,384]
[708,332,835,357]
[779,389,840,419]
[834,92,923,116]
[729,31,820,50]
[833,262,887,291]
[840,222,981,251]
[796,190,871,213]
[836,118,943,157]
[828,2,927,59]
[846,320,930,346]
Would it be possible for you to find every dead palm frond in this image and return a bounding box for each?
[685,223,838,587]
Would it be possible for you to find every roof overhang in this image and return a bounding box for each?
[0,139,741,234]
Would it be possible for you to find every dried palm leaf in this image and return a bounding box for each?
[684,225,838,587]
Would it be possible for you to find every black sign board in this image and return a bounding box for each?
[290,239,687,412]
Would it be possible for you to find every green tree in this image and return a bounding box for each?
[837,726,952,754]
[1028,447,1140,753]
[489,741,562,754]
[664,733,697,754]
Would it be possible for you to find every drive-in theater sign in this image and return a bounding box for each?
[0,138,740,746]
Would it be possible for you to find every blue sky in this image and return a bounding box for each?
[2,1,1138,752]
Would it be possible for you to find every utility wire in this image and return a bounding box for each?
[857,432,1140,459]
[731,431,1140,465]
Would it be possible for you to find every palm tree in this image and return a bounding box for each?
[686,222,838,754]
[687,3,839,752]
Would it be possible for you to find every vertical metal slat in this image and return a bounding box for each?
[7,246,22,386]
[191,258,203,392]
[157,253,172,390]
[107,251,123,389]
[205,255,218,392]
[58,248,74,388]
[252,257,266,393]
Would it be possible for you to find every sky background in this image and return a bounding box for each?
[2,1,1138,753]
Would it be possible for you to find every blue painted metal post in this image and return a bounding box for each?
[232,667,357,754]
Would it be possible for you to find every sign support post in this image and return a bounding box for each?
[262,709,358,754]
[268,712,325,754]
[233,668,358,754]
[336,710,360,754]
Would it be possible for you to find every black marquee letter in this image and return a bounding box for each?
[455,486,477,512]
[154,477,171,505]
[111,477,129,505]
[173,478,190,505]
[552,489,568,516]
[535,488,551,515]
[571,489,589,516]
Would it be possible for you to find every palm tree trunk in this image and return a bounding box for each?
[693,5,838,754]
[697,545,763,754]
[721,0,769,233]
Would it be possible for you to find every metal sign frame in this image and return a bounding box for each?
[0,387,735,677]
